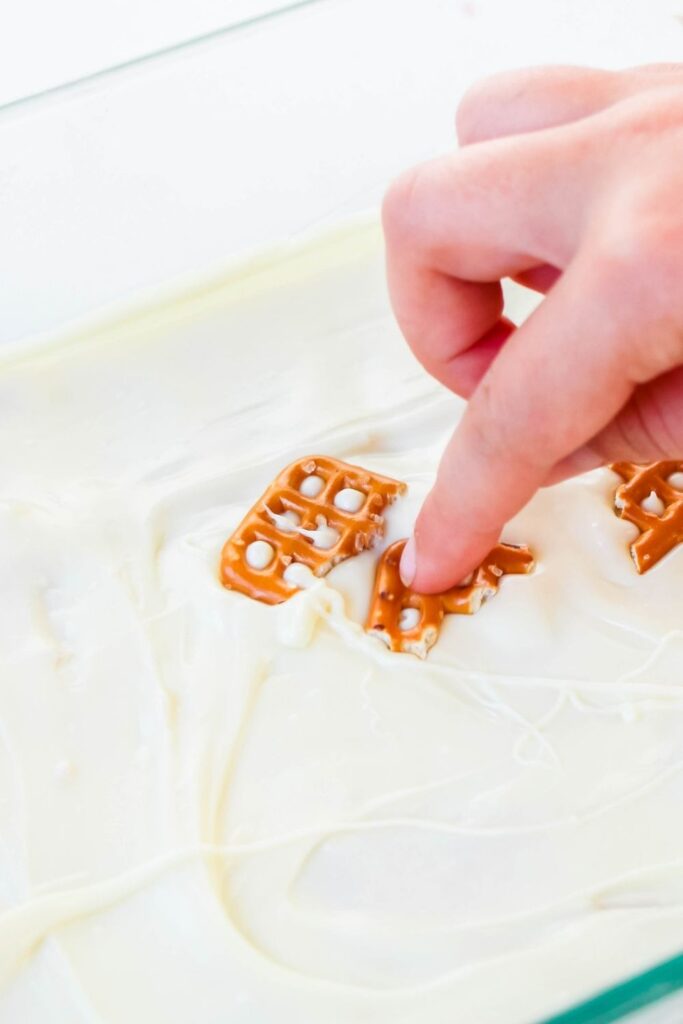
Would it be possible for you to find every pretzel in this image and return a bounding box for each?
[366,539,534,658]
[220,456,406,604]
[611,461,683,573]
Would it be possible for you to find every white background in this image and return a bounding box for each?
[0,0,682,343]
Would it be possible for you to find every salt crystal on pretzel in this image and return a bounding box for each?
[220,456,406,605]
[611,461,683,573]
[366,539,534,658]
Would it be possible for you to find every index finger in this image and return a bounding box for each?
[404,248,643,592]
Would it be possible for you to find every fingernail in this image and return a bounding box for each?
[400,536,417,587]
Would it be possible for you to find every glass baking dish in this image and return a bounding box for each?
[1,1,682,1020]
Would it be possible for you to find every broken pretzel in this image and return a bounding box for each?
[611,461,683,573]
[366,539,534,658]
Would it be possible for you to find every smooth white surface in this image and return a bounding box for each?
[0,1,310,107]
[1,223,683,1023]
[0,0,682,344]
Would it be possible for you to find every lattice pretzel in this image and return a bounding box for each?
[220,456,406,604]
[366,539,534,658]
[611,461,683,573]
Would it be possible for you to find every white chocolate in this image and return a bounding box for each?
[398,607,421,632]
[265,506,300,532]
[333,487,365,513]
[667,471,683,490]
[641,490,665,516]
[283,562,316,589]
[5,221,683,1024]
[299,474,324,498]
[298,521,340,550]
[245,539,275,569]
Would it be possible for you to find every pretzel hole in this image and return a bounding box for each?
[283,560,315,589]
[332,483,368,513]
[291,462,331,497]
[245,540,275,570]
[264,503,301,534]
[640,490,666,516]
[398,600,423,632]
[297,516,341,550]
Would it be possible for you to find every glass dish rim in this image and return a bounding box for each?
[0,0,334,119]
[542,951,683,1024]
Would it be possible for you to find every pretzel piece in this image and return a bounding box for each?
[366,539,534,658]
[611,461,683,573]
[220,456,406,604]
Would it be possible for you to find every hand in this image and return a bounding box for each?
[382,64,683,592]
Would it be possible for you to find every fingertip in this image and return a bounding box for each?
[410,526,498,595]
[399,536,416,587]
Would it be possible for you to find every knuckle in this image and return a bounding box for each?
[381,167,424,248]
[611,389,680,462]
[613,89,683,138]
[455,76,501,145]
[455,68,540,144]
[593,211,682,307]
[466,377,516,463]
[626,331,683,388]
[382,155,472,261]
[590,228,647,304]
[466,372,558,479]
[591,208,683,382]
[456,66,615,145]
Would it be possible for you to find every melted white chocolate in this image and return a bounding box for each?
[334,487,365,513]
[246,540,275,569]
[0,221,682,1024]
[299,474,324,498]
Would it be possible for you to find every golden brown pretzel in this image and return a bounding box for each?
[611,461,683,573]
[366,539,534,658]
[220,456,406,604]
